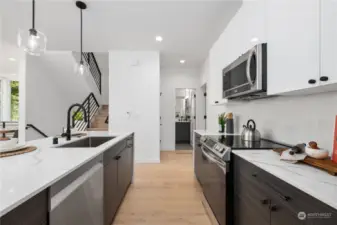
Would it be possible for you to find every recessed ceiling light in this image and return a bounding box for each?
[155,36,163,42]
[180,60,186,64]
[8,58,16,62]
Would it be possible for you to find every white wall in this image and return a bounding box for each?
[200,56,209,86]
[72,52,103,104]
[24,52,93,140]
[0,16,2,51]
[205,0,337,152]
[109,51,160,163]
[0,79,11,121]
[161,68,204,150]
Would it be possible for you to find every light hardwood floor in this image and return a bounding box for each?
[113,151,213,225]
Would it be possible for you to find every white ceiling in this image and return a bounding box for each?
[0,0,242,69]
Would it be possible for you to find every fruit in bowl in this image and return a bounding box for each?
[305,141,329,159]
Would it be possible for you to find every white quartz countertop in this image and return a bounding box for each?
[232,150,337,210]
[0,131,133,216]
[194,130,240,136]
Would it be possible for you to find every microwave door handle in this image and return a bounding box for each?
[246,48,256,86]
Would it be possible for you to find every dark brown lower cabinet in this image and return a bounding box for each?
[233,154,337,225]
[104,134,134,225]
[234,193,270,225]
[0,190,48,225]
[104,153,119,225]
[117,145,133,204]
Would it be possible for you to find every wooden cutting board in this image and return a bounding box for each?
[274,148,337,176]
[0,146,37,158]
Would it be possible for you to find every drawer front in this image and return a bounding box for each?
[104,139,126,162]
[234,155,337,224]
[0,190,48,225]
[234,193,270,225]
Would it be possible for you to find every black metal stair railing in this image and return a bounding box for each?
[1,121,48,138]
[82,52,102,94]
[73,92,100,131]
[26,124,48,137]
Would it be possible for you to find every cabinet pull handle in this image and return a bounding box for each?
[198,144,202,147]
[320,76,329,82]
[264,183,291,202]
[115,155,121,160]
[260,199,270,205]
[269,205,277,211]
[215,101,219,104]
[252,173,257,177]
[308,79,316,84]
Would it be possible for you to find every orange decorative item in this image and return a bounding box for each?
[332,116,337,163]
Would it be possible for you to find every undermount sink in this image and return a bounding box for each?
[57,136,115,148]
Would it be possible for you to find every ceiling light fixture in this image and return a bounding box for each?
[155,36,163,42]
[8,58,16,62]
[75,1,89,76]
[17,0,47,56]
[180,60,186,64]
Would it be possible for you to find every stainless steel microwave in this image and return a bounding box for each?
[222,43,267,100]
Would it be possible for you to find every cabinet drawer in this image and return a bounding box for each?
[104,140,126,162]
[234,155,337,223]
[234,193,270,225]
[0,190,48,225]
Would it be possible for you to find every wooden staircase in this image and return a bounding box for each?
[87,105,108,131]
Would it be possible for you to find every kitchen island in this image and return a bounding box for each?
[0,131,134,225]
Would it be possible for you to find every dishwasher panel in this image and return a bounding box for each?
[50,163,103,225]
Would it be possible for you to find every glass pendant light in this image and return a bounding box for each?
[17,0,47,56]
[75,1,89,76]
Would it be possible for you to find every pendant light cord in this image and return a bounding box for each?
[32,0,35,29]
[80,9,83,62]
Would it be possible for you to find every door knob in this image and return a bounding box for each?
[320,76,329,82]
[269,205,277,211]
[260,199,270,205]
[308,79,316,84]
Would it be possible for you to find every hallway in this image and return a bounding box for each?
[113,151,213,225]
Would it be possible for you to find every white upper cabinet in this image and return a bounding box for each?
[267,0,321,95]
[320,0,337,86]
[208,0,266,104]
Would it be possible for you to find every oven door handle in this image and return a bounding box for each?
[246,47,256,87]
[201,146,227,171]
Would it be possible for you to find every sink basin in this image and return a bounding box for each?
[57,136,115,148]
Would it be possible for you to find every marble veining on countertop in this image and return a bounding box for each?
[232,150,337,210]
[0,131,133,216]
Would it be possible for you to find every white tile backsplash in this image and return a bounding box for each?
[212,91,337,153]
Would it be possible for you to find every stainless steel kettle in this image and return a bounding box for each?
[241,119,261,141]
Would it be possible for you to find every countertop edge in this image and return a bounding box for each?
[232,150,337,210]
[0,132,133,217]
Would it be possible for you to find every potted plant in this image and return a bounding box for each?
[218,113,226,133]
[73,111,84,121]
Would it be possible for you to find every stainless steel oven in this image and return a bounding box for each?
[222,43,267,99]
[200,142,229,225]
